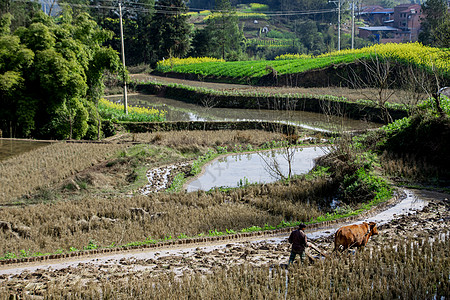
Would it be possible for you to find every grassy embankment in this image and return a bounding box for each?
[359,97,450,189]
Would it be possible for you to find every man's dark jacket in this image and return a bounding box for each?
[288,229,307,253]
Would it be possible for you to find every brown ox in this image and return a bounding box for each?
[333,222,378,252]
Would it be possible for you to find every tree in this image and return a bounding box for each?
[349,55,396,123]
[397,50,450,116]
[0,8,120,139]
[198,0,244,60]
[434,17,450,48]
[148,0,191,63]
[295,20,327,55]
[189,28,211,57]
[0,0,41,31]
[58,0,90,17]
[187,0,214,9]
[87,0,155,65]
[419,0,450,46]
[0,13,35,137]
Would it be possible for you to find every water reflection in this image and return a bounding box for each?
[0,139,51,161]
[106,94,381,132]
[186,147,327,192]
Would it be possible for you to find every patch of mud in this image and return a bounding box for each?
[139,162,191,194]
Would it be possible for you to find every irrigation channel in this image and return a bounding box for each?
[106,94,381,133]
[0,189,435,278]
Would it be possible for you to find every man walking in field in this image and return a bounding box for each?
[288,223,308,265]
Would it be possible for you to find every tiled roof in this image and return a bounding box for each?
[359,26,399,31]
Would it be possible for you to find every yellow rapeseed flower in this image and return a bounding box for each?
[99,98,166,118]
[157,57,225,69]
[317,43,450,73]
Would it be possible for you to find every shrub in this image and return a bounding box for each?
[341,167,392,203]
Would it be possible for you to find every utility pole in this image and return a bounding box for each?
[329,0,341,51]
[351,0,355,49]
[338,0,341,51]
[119,1,128,114]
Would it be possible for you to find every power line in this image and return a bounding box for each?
[10,0,337,17]
[83,0,337,14]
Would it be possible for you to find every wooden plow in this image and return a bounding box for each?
[305,242,328,262]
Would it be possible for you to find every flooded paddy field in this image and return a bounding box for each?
[185,147,327,192]
[106,94,380,132]
[0,139,52,161]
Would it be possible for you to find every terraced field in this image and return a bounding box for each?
[155,43,450,85]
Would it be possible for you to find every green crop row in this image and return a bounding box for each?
[156,53,366,77]
[136,80,353,103]
[155,43,450,79]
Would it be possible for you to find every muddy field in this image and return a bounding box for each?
[0,190,448,298]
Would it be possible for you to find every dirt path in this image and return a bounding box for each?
[131,74,404,103]
[1,189,448,297]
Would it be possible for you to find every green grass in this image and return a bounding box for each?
[166,172,186,193]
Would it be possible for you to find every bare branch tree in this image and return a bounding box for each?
[200,95,218,130]
[397,64,429,115]
[257,96,300,182]
[319,99,349,132]
[349,55,396,123]
[259,149,287,181]
[398,57,447,116]
[259,140,298,181]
